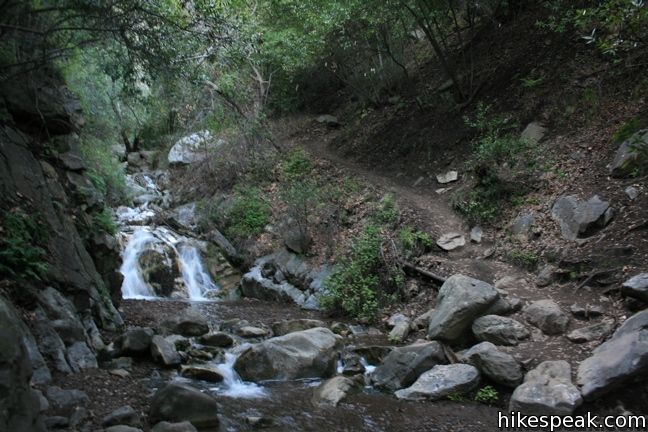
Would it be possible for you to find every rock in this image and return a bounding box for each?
[168,131,223,165]
[428,275,499,341]
[111,357,133,371]
[566,320,615,343]
[237,326,269,338]
[412,309,435,330]
[316,114,340,127]
[110,369,130,378]
[102,405,141,428]
[535,265,556,287]
[577,309,648,399]
[162,309,209,337]
[199,332,234,348]
[45,416,69,429]
[105,426,143,432]
[520,121,547,144]
[436,170,458,184]
[436,232,465,251]
[138,245,179,297]
[351,346,393,365]
[169,203,198,230]
[551,195,613,241]
[152,421,198,432]
[395,364,480,401]
[66,340,98,372]
[340,353,365,376]
[241,266,307,307]
[461,342,523,387]
[151,335,181,366]
[569,303,605,319]
[484,295,522,316]
[245,416,275,429]
[510,213,535,238]
[472,315,530,346]
[609,129,648,178]
[46,386,89,416]
[180,365,225,383]
[149,383,219,429]
[0,297,47,431]
[372,341,447,391]
[115,327,154,356]
[271,319,327,337]
[621,273,648,303]
[387,313,411,342]
[234,328,341,381]
[470,226,483,243]
[510,361,582,415]
[625,186,639,200]
[312,376,358,407]
[283,225,311,254]
[524,300,569,335]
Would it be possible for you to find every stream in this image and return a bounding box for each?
[114,168,502,431]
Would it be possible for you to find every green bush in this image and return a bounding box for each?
[399,227,433,258]
[612,118,642,144]
[373,193,399,225]
[321,226,383,321]
[225,187,270,238]
[93,208,117,235]
[474,385,499,405]
[282,149,313,180]
[0,210,48,280]
[80,136,129,204]
[508,249,540,270]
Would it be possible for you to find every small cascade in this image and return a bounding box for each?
[177,244,219,301]
[210,353,267,399]
[120,229,157,299]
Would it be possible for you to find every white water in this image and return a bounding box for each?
[209,353,267,399]
[119,227,220,301]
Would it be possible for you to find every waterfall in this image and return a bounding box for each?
[177,243,219,301]
[210,353,267,398]
[120,229,157,299]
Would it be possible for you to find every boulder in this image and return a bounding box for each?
[436,232,465,251]
[312,376,358,407]
[551,195,613,241]
[46,386,89,416]
[569,303,605,320]
[149,383,219,429]
[566,320,615,343]
[271,319,327,337]
[520,121,547,144]
[625,186,639,200]
[428,275,499,341]
[283,225,311,254]
[0,297,47,432]
[621,273,648,303]
[102,405,141,428]
[609,129,648,178]
[395,364,480,401]
[236,326,269,338]
[234,328,341,381]
[105,426,143,432]
[316,115,341,127]
[241,266,306,307]
[151,336,181,366]
[524,300,569,335]
[510,361,582,415]
[152,421,198,432]
[577,309,648,400]
[472,315,530,346]
[372,341,447,391]
[162,309,209,337]
[436,171,458,184]
[199,332,234,348]
[138,246,179,297]
[470,226,483,243]
[168,131,223,165]
[412,309,435,330]
[115,327,154,356]
[461,342,523,387]
[169,203,198,230]
[510,213,535,238]
[387,314,411,342]
[180,365,225,383]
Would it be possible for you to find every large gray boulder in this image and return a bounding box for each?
[428,275,499,340]
[621,273,648,303]
[115,327,154,356]
[395,364,480,401]
[311,376,358,407]
[102,405,141,428]
[0,297,46,432]
[372,341,447,391]
[566,320,615,344]
[510,361,582,415]
[162,309,209,337]
[149,383,219,429]
[271,319,327,336]
[461,342,523,387]
[524,300,569,335]
[577,309,648,400]
[551,195,614,241]
[150,335,181,366]
[234,328,341,381]
[168,131,223,165]
[472,315,530,346]
[609,129,648,178]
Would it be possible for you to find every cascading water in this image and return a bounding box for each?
[120,229,157,299]
[209,353,267,398]
[177,244,219,300]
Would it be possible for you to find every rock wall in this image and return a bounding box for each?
[0,68,124,428]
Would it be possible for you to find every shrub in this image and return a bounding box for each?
[0,210,48,280]
[282,149,313,180]
[474,385,499,405]
[508,249,540,270]
[321,226,383,321]
[224,187,270,238]
[399,227,433,258]
[92,208,117,235]
[373,193,399,225]
[612,118,642,144]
